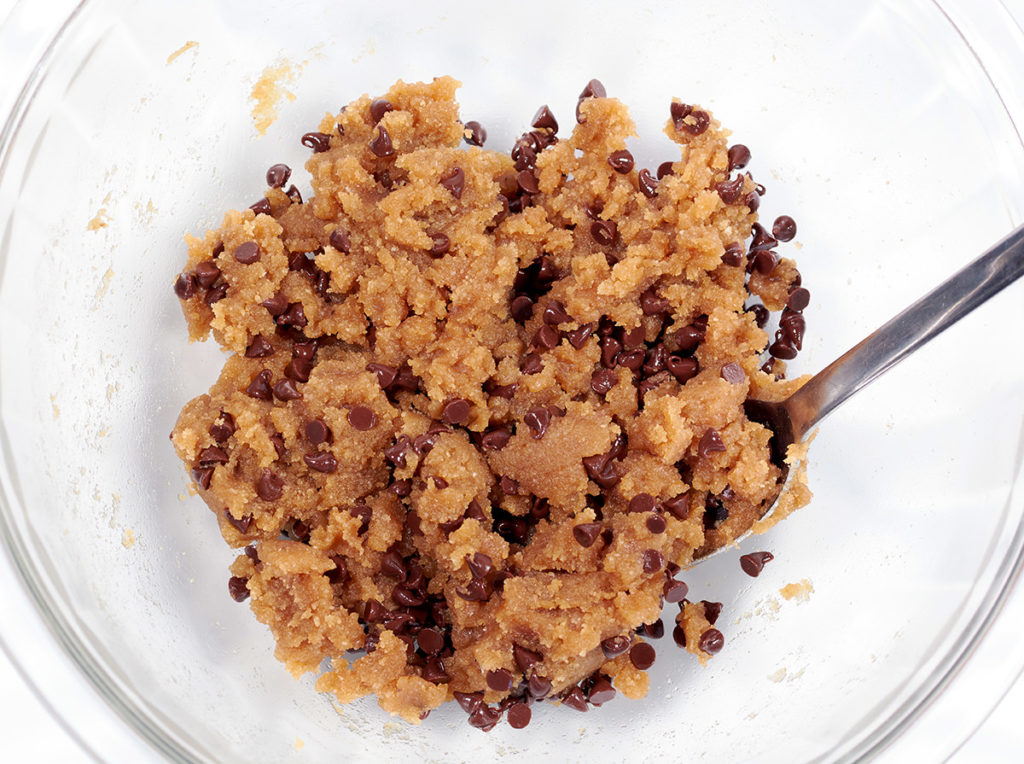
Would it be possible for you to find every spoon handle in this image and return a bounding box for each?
[785,223,1024,439]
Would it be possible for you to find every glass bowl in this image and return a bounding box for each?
[2,0,1024,761]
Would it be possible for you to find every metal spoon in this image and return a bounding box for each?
[723,223,1024,551]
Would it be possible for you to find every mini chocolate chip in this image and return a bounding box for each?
[417,627,444,655]
[664,579,689,603]
[173,272,197,300]
[513,644,542,674]
[590,368,617,396]
[523,407,551,439]
[510,294,535,323]
[587,677,616,706]
[301,132,331,153]
[261,292,288,316]
[728,144,751,171]
[533,324,560,350]
[722,242,744,267]
[666,355,698,384]
[702,601,723,625]
[366,363,398,390]
[516,169,539,195]
[432,476,448,490]
[640,287,670,315]
[455,691,484,714]
[481,426,512,450]
[743,190,760,212]
[527,671,552,699]
[244,545,260,564]
[638,168,658,198]
[363,599,386,624]
[246,370,273,401]
[302,419,329,446]
[234,242,260,266]
[256,469,283,501]
[285,184,302,203]
[276,301,307,329]
[573,522,602,548]
[703,497,730,529]
[772,215,797,242]
[286,356,313,383]
[228,576,250,602]
[369,126,394,157]
[642,549,665,574]
[582,454,620,490]
[543,300,571,326]
[720,362,745,384]
[590,219,617,246]
[628,494,657,514]
[209,412,236,442]
[580,78,607,99]
[249,198,271,216]
[698,428,726,458]
[684,110,710,135]
[561,686,589,712]
[224,511,252,534]
[349,504,372,534]
[600,336,622,368]
[646,514,667,534]
[672,624,687,648]
[638,620,665,639]
[601,636,631,658]
[269,433,285,458]
[197,446,228,467]
[532,105,558,131]
[699,628,725,654]
[463,120,486,146]
[507,702,531,729]
[486,668,514,692]
[392,587,425,607]
[608,149,634,174]
[787,287,810,312]
[266,163,291,188]
[769,338,797,360]
[440,167,465,199]
[466,551,493,580]
[437,398,469,426]
[740,551,775,577]
[617,348,645,371]
[746,303,769,329]
[244,335,273,358]
[304,451,338,473]
[567,323,595,349]
[273,378,302,401]
[663,493,689,520]
[389,479,412,497]
[194,260,221,288]
[369,98,394,123]
[629,642,656,670]
[716,175,744,204]
[423,232,449,257]
[327,229,351,255]
[643,344,668,375]
[657,161,675,179]
[520,353,543,375]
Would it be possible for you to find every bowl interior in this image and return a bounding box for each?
[2,0,1024,761]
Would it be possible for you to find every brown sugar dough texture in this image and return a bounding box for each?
[171,76,811,726]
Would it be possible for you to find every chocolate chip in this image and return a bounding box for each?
[722,242,744,267]
[561,686,589,712]
[256,469,283,501]
[286,185,302,204]
[366,363,398,390]
[664,579,689,603]
[301,132,331,153]
[523,407,551,439]
[246,370,273,401]
[701,600,723,625]
[565,322,594,349]
[191,465,214,489]
[389,479,412,498]
[642,549,665,574]
[532,105,558,131]
[575,78,606,123]
[587,676,616,706]
[392,586,425,607]
[349,504,372,534]
[416,627,444,655]
[266,163,291,188]
[369,126,394,157]
[643,344,668,376]
[273,378,302,401]
[629,642,656,670]
[663,493,689,520]
[269,433,285,459]
[276,301,307,329]
[747,303,769,328]
[699,628,725,654]
[455,691,484,714]
[516,169,539,195]
[672,624,687,648]
[369,98,394,123]
[640,287,670,315]
[194,260,221,288]
[674,322,705,353]
[769,338,797,360]
[466,551,492,580]
[304,451,337,473]
[638,620,665,639]
[716,175,744,204]
[513,644,542,674]
[590,219,617,246]
[646,514,667,534]
[420,233,449,259]
[209,412,236,442]
[590,368,617,396]
[244,545,260,564]
[787,287,810,312]
[510,294,535,323]
[457,579,490,602]
[543,300,571,326]
[506,702,531,729]
[740,551,774,577]
[703,496,730,529]
[666,355,698,384]
[608,149,634,174]
[228,576,249,602]
[225,511,252,534]
[261,292,288,316]
[743,190,760,212]
[173,272,197,300]
[582,454,620,489]
[698,428,726,458]
[601,636,631,658]
[772,215,797,242]
[486,668,514,692]
[527,671,552,699]
[657,161,675,179]
[243,335,272,359]
[521,353,543,375]
[600,336,622,368]
[617,348,645,371]
[573,522,602,548]
[437,398,469,426]
[440,167,465,199]
[728,144,751,171]
[684,110,710,135]
[638,168,658,198]
[249,198,271,216]
[623,495,654,516]
[463,120,486,146]
[720,362,745,385]
[481,426,512,451]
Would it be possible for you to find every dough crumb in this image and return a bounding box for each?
[767,667,787,683]
[250,60,298,135]
[779,578,814,602]
[294,737,304,750]
[122,528,136,548]
[167,41,199,64]
[87,208,109,230]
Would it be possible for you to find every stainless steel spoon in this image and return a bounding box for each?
[739,222,1024,534]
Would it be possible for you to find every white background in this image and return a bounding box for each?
[1,0,1023,761]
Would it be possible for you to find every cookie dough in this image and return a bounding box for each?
[171,76,810,728]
